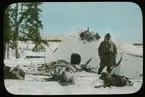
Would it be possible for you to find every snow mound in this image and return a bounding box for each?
[52,32,143,79]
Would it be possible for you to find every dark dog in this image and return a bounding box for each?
[4,65,13,79]
[95,72,133,88]
[11,65,25,79]
[4,65,25,80]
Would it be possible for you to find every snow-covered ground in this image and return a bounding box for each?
[4,31,143,95]
[5,41,60,60]
[4,72,142,95]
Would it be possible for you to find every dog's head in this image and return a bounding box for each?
[99,72,110,80]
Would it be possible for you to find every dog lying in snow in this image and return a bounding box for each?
[58,67,75,86]
[51,64,75,86]
[4,65,25,80]
[94,72,133,88]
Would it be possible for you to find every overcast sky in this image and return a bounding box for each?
[30,2,143,43]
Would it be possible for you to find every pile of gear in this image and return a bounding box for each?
[38,59,76,86]
[79,27,101,42]
[38,53,95,86]
[37,60,71,76]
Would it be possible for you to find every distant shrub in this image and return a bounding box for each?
[79,30,101,42]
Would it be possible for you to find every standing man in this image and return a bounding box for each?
[98,33,117,74]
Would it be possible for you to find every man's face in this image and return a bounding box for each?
[104,37,111,41]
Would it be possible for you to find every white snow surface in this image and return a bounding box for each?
[4,72,142,95]
[4,32,143,95]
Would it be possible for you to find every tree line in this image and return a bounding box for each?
[4,2,49,59]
